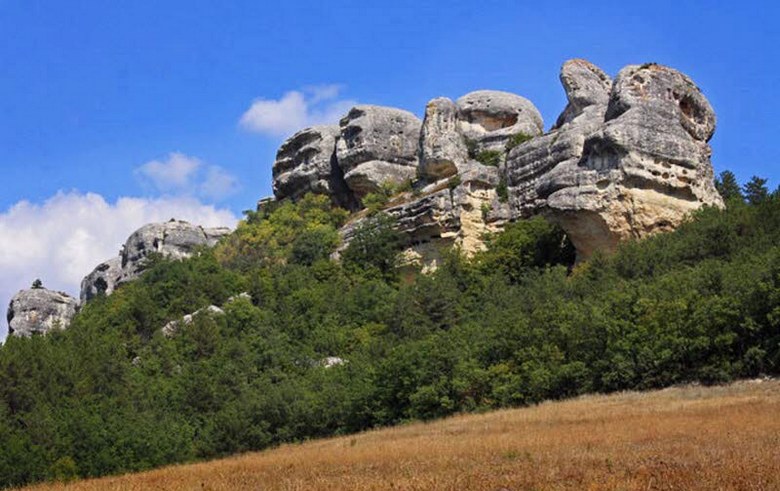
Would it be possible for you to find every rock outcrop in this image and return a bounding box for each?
[80,220,232,305]
[456,90,544,156]
[119,220,230,283]
[272,125,359,210]
[276,58,723,265]
[80,257,122,304]
[162,305,225,337]
[538,62,723,258]
[336,105,422,198]
[7,287,78,337]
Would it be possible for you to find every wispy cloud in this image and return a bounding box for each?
[135,152,240,201]
[239,85,357,137]
[0,191,239,339]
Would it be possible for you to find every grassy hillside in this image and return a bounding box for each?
[19,379,780,491]
[1,175,779,488]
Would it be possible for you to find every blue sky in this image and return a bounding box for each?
[1,0,779,336]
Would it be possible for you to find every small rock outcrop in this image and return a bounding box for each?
[120,220,230,282]
[7,287,78,337]
[80,220,232,305]
[162,305,225,337]
[80,257,122,304]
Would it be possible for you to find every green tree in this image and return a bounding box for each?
[714,170,743,203]
[743,176,769,205]
[342,213,402,280]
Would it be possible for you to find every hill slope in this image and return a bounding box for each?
[20,379,780,491]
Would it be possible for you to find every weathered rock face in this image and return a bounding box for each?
[541,62,723,259]
[80,256,122,304]
[80,220,232,305]
[456,90,544,155]
[277,59,723,264]
[508,59,611,218]
[554,59,612,128]
[272,126,359,210]
[420,97,469,179]
[336,105,422,197]
[120,220,231,282]
[7,288,78,337]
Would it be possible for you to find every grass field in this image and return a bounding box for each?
[21,379,780,491]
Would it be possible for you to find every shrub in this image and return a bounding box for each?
[476,150,503,167]
[496,177,508,203]
[506,132,534,151]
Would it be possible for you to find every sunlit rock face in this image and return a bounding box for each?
[7,287,78,337]
[273,59,723,264]
[456,90,544,156]
[538,62,723,259]
[80,257,122,304]
[336,105,422,198]
[272,125,359,210]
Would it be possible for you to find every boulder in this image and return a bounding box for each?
[7,287,78,337]
[80,256,122,304]
[336,105,422,197]
[272,125,359,210]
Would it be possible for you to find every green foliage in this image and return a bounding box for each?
[2,173,780,488]
[506,132,534,151]
[448,175,462,191]
[715,170,743,203]
[342,213,402,281]
[496,177,508,203]
[475,150,502,167]
[31,279,43,289]
[477,217,575,283]
[744,176,769,205]
[464,138,479,158]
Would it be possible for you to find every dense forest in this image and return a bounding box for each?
[0,171,778,488]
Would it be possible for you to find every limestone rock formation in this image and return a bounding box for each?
[80,256,122,304]
[119,220,231,283]
[275,58,722,264]
[420,97,469,179]
[508,59,611,218]
[336,105,422,197]
[7,287,78,337]
[540,62,723,258]
[80,220,232,305]
[272,125,359,210]
[456,90,544,156]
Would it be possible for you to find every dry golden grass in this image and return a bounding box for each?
[22,379,780,491]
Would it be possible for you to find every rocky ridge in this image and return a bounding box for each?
[272,58,723,266]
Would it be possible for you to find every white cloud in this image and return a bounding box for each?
[135,152,240,201]
[239,85,357,137]
[200,166,240,201]
[0,191,239,340]
[136,152,202,191]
